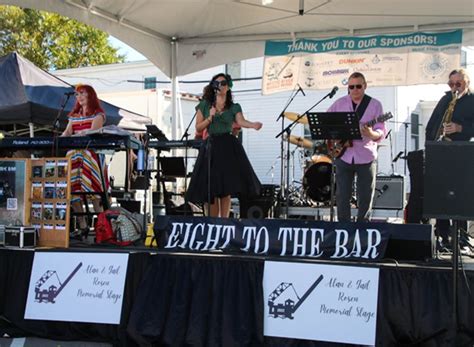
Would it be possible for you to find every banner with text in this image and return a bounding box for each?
[263,30,462,94]
[263,261,379,344]
[155,216,432,260]
[25,252,129,324]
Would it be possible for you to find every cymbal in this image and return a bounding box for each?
[287,135,313,149]
[283,112,308,125]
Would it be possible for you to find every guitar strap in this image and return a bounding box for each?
[354,94,372,120]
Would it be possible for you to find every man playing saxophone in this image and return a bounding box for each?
[426,69,474,142]
[425,68,474,249]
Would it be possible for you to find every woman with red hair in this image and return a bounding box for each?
[61,84,108,238]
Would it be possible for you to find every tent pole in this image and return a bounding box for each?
[171,38,178,140]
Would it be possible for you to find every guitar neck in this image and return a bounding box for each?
[364,118,378,127]
[363,112,391,127]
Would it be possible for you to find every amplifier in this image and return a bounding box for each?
[239,184,280,219]
[372,175,404,210]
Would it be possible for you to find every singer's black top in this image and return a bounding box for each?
[196,100,242,135]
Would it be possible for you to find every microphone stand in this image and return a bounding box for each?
[206,88,219,217]
[275,89,335,218]
[274,85,302,218]
[52,93,73,157]
[140,133,150,237]
[180,109,198,216]
[388,120,423,176]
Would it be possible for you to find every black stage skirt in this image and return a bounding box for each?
[186,133,261,203]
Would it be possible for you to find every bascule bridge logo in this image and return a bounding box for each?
[268,274,324,319]
[34,262,83,303]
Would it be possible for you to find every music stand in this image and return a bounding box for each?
[145,124,169,223]
[306,112,361,221]
[146,124,168,142]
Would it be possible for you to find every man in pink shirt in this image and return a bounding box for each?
[327,72,386,222]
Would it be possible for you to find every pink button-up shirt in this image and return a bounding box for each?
[327,94,386,164]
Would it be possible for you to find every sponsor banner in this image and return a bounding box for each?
[263,261,379,345]
[25,252,129,324]
[156,216,431,260]
[263,30,462,94]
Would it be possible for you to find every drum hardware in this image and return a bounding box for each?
[283,134,313,149]
[265,156,280,184]
[283,112,309,125]
[274,84,307,218]
[276,89,343,218]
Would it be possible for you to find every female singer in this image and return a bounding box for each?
[187,73,262,218]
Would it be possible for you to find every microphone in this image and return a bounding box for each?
[392,151,404,162]
[328,86,338,98]
[297,83,306,96]
[64,91,75,96]
[210,80,220,90]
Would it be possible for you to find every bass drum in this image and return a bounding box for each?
[303,158,333,203]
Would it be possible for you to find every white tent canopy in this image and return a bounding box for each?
[2,0,474,77]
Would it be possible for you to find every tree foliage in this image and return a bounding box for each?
[0,5,125,69]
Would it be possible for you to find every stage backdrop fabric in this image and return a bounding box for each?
[0,249,473,346]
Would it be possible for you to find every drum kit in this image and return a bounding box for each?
[282,112,333,206]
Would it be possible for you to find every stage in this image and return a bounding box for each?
[0,231,473,347]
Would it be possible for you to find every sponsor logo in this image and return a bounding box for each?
[322,68,349,76]
[358,67,382,73]
[339,58,365,64]
[383,56,403,62]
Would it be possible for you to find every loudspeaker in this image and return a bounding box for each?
[372,175,404,210]
[239,184,280,219]
[404,150,425,223]
[384,225,435,260]
[424,142,474,220]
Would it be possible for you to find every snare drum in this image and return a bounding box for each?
[303,156,333,202]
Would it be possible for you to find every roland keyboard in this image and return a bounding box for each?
[0,135,142,151]
[148,139,203,150]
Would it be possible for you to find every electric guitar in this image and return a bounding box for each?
[327,112,393,158]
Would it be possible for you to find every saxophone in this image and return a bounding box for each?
[436,91,458,141]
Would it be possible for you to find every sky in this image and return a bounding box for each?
[108,36,146,62]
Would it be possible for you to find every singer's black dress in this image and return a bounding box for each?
[186,100,261,204]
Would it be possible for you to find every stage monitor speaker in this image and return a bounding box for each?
[384,225,435,261]
[372,175,404,210]
[239,184,280,219]
[424,142,474,220]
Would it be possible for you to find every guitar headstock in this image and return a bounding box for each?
[378,112,393,123]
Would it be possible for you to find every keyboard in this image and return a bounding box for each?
[0,135,142,150]
[148,139,203,150]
